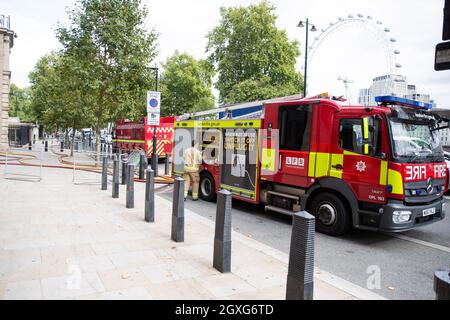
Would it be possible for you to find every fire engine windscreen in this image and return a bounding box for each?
[388,107,444,163]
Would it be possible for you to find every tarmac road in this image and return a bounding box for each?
[156,181,450,300]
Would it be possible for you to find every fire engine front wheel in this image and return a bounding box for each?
[310,193,351,236]
[200,172,217,202]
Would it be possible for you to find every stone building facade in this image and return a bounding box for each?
[0,15,15,149]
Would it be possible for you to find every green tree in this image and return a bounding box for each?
[160,51,215,117]
[56,0,158,155]
[8,84,33,122]
[29,53,93,156]
[206,1,303,104]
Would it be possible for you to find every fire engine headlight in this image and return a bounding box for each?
[392,211,412,224]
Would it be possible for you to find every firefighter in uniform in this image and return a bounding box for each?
[183,141,203,201]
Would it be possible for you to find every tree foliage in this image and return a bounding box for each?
[29,53,93,155]
[55,0,158,152]
[8,84,33,122]
[160,51,215,117]
[206,1,303,104]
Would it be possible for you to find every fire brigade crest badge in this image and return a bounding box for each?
[356,161,366,172]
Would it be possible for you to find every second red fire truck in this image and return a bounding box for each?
[112,116,176,159]
[172,95,448,235]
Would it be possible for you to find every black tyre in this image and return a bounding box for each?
[309,192,351,236]
[200,172,217,202]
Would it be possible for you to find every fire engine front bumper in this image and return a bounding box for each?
[378,198,447,232]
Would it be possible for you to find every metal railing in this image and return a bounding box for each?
[72,151,112,185]
[0,15,11,30]
[3,147,42,182]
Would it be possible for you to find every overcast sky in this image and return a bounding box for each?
[1,0,449,107]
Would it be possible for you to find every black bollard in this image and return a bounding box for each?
[434,268,450,300]
[213,189,233,273]
[152,153,159,177]
[126,164,135,209]
[112,156,120,199]
[101,156,108,191]
[165,153,171,176]
[171,177,185,242]
[286,211,315,300]
[121,159,127,185]
[44,141,48,152]
[60,141,64,152]
[139,153,146,180]
[28,142,32,150]
[145,168,155,223]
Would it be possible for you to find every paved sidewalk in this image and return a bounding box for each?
[0,165,386,300]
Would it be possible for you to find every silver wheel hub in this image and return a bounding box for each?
[201,178,212,196]
[317,203,337,226]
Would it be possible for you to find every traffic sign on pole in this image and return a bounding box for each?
[147,91,161,125]
[147,91,161,113]
[147,113,160,126]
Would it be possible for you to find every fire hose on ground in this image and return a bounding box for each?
[0,144,174,185]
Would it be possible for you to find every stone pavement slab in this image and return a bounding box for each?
[0,166,386,300]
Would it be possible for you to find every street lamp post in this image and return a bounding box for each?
[150,66,159,175]
[297,19,317,98]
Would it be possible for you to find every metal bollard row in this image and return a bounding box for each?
[126,164,135,209]
[112,156,120,199]
[139,153,147,180]
[434,268,450,300]
[286,211,315,300]
[101,156,108,191]
[213,189,232,273]
[171,177,184,242]
[145,168,155,222]
[152,153,159,177]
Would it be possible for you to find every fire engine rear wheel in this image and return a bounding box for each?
[310,192,351,236]
[200,172,217,202]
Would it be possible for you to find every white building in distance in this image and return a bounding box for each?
[358,74,435,107]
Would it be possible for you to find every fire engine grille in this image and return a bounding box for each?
[404,179,446,204]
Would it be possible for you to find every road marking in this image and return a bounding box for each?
[390,234,450,253]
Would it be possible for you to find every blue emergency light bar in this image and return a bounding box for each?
[375,95,433,110]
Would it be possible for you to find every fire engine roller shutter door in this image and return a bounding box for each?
[221,127,259,200]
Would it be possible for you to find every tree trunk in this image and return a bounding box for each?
[95,126,101,166]
[70,127,76,157]
[64,129,69,150]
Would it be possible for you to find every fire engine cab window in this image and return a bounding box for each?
[339,119,363,154]
[279,106,311,151]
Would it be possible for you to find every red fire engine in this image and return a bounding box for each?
[112,116,175,159]
[172,95,448,235]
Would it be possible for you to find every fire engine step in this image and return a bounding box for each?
[264,205,298,216]
[267,190,300,200]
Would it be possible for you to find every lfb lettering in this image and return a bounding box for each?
[405,165,426,181]
[366,265,381,290]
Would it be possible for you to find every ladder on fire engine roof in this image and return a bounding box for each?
[188,93,304,120]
